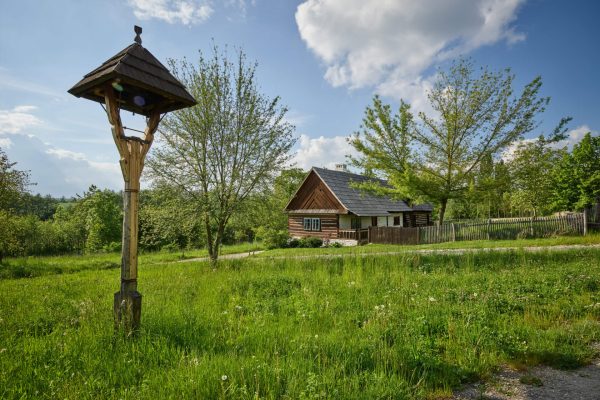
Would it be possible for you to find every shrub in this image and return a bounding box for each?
[287,238,300,248]
[161,243,180,253]
[261,229,290,250]
[329,241,343,248]
[298,236,323,248]
[102,241,121,253]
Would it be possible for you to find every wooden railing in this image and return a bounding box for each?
[338,229,370,243]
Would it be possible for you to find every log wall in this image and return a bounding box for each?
[288,214,339,239]
[403,212,431,227]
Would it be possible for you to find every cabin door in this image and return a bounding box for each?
[371,217,378,227]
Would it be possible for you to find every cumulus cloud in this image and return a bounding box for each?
[291,134,356,170]
[1,133,122,196]
[0,105,42,134]
[128,0,213,25]
[296,0,525,110]
[0,106,123,196]
[501,125,598,161]
[554,125,598,150]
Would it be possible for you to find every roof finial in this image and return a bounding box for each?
[134,25,142,45]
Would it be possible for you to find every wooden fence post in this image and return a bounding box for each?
[583,209,588,236]
[451,223,456,242]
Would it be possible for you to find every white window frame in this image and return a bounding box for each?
[311,218,321,231]
[303,217,321,231]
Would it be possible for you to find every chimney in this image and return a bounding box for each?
[335,163,348,172]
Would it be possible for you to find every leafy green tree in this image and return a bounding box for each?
[349,96,412,178]
[139,184,203,251]
[52,204,87,253]
[234,168,306,244]
[508,137,565,216]
[570,133,600,209]
[16,193,59,220]
[74,186,122,252]
[551,152,579,211]
[0,147,32,211]
[351,59,549,224]
[148,46,296,262]
[0,211,20,263]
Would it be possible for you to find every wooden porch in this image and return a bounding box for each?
[337,228,369,244]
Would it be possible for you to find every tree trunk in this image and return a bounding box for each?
[438,198,448,226]
[210,219,226,264]
[204,211,215,262]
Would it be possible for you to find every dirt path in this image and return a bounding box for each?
[178,250,264,263]
[179,243,600,263]
[259,243,600,261]
[454,345,600,400]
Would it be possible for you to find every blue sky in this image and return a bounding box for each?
[1,0,598,197]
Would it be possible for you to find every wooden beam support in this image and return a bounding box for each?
[104,85,159,334]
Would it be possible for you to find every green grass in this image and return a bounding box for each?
[0,242,263,280]
[258,233,600,258]
[1,249,599,399]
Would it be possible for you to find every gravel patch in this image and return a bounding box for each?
[454,344,600,400]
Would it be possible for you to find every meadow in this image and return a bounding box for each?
[0,242,263,280]
[1,248,599,399]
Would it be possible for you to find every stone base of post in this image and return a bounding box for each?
[114,291,142,334]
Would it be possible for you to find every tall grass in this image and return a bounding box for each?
[0,242,263,279]
[1,250,599,399]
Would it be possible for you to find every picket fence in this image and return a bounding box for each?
[368,213,586,245]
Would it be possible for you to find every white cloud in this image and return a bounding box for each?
[553,125,598,150]
[501,125,599,161]
[46,148,87,161]
[291,134,356,170]
[0,105,42,134]
[0,137,12,149]
[296,0,525,110]
[501,137,536,161]
[1,133,122,196]
[128,0,213,25]
[0,106,123,196]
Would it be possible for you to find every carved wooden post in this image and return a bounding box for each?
[68,26,196,335]
[105,86,159,333]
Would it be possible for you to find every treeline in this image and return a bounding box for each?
[0,145,304,260]
[446,132,600,220]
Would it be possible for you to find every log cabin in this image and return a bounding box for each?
[285,165,433,244]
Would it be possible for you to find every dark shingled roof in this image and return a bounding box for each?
[313,167,431,216]
[68,42,196,116]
